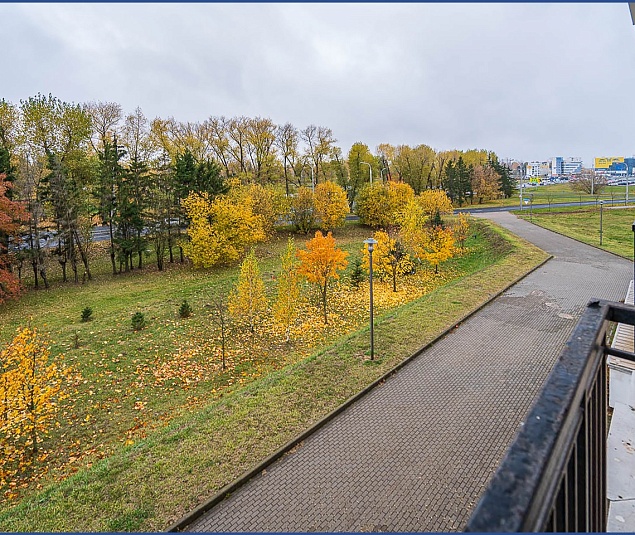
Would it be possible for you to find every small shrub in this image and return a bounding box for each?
[81,307,93,322]
[349,257,365,290]
[131,312,146,331]
[179,300,192,318]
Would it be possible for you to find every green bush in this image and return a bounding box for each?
[81,307,93,322]
[348,257,365,290]
[179,300,192,318]
[131,312,146,331]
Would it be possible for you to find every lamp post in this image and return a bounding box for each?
[529,193,534,222]
[380,167,388,183]
[364,237,378,360]
[361,162,373,185]
[599,201,604,245]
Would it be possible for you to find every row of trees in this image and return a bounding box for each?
[0,94,511,302]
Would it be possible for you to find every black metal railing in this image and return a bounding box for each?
[466,299,635,532]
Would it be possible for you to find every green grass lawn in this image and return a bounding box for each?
[517,205,635,259]
[0,219,548,531]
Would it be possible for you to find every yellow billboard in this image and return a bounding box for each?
[595,157,624,169]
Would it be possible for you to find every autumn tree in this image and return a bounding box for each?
[273,238,301,341]
[454,212,471,250]
[418,188,454,227]
[399,197,429,261]
[228,249,268,333]
[362,230,412,292]
[0,174,27,303]
[275,123,300,196]
[313,180,349,232]
[422,225,455,273]
[290,186,315,234]
[346,142,376,206]
[392,144,436,193]
[301,125,336,184]
[21,93,94,283]
[0,326,71,488]
[182,191,266,268]
[297,231,348,324]
[471,165,501,204]
[240,184,288,236]
[355,183,390,228]
[356,181,415,229]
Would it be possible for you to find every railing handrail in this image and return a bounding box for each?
[465,299,635,532]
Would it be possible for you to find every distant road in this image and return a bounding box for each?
[455,198,631,214]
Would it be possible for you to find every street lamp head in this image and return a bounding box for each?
[364,238,378,253]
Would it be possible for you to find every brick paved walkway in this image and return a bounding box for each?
[185,212,632,532]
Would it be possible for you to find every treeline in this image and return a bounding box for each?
[0,94,514,293]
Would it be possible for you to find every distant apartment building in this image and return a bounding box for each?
[562,157,583,176]
[549,157,582,177]
[526,161,551,179]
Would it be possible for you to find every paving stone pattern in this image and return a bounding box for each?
[186,212,632,532]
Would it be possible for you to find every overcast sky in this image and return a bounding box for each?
[3,3,635,167]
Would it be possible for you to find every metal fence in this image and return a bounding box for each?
[466,299,635,532]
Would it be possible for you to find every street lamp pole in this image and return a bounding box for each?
[364,238,378,360]
[380,167,388,183]
[361,162,373,185]
[529,193,534,223]
[600,201,604,245]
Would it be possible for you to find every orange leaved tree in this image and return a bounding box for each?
[297,231,348,324]
[0,173,27,304]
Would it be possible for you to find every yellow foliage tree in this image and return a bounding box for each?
[398,198,429,260]
[182,191,266,268]
[290,187,315,234]
[355,183,391,228]
[0,327,71,488]
[273,238,301,341]
[454,212,471,250]
[297,231,348,324]
[356,181,415,229]
[422,226,455,273]
[362,230,413,292]
[228,249,268,333]
[418,189,454,220]
[313,180,349,232]
[387,181,415,218]
[239,184,289,235]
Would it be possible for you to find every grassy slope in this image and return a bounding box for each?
[0,220,548,532]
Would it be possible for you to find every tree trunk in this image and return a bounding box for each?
[109,219,116,275]
[322,282,328,324]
